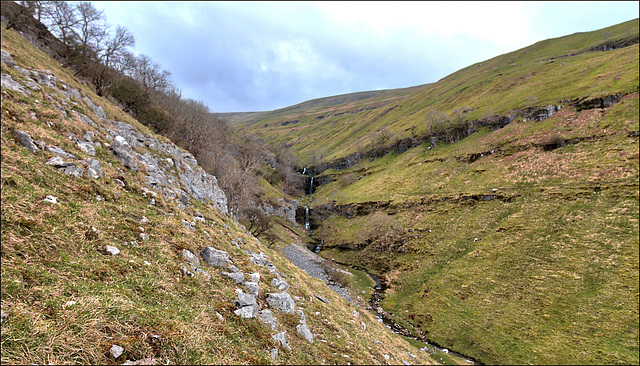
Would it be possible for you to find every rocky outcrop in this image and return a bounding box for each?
[261,199,298,223]
[2,48,228,215]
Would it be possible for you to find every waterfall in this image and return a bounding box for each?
[308,176,314,195]
[304,205,310,231]
[302,167,306,175]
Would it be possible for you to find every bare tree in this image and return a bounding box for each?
[423,109,449,136]
[74,2,107,58]
[99,25,135,69]
[18,1,53,24]
[127,54,173,91]
[239,205,273,237]
[368,127,393,158]
[41,1,80,54]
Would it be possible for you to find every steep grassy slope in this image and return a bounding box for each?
[311,96,639,364]
[234,19,638,165]
[0,23,437,365]
[233,18,639,365]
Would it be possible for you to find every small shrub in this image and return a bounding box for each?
[540,134,566,150]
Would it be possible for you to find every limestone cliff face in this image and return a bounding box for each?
[2,49,228,214]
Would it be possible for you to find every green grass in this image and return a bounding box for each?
[234,19,638,165]
[1,22,437,365]
[308,96,639,364]
[278,21,640,364]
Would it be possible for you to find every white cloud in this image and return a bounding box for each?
[311,1,533,49]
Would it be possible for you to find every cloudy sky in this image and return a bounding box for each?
[92,1,638,113]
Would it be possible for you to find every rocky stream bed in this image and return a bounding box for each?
[279,241,478,365]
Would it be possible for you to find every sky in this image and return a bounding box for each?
[91,1,639,113]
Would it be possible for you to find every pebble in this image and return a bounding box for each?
[110,344,124,359]
[43,195,58,204]
[105,245,120,256]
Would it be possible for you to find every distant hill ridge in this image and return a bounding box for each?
[232,18,639,166]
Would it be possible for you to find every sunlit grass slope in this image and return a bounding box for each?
[0,23,436,365]
[231,18,639,366]
[311,93,639,364]
[233,19,638,165]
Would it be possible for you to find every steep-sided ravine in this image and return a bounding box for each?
[293,176,478,364]
[280,237,478,365]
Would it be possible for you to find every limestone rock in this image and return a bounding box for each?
[221,271,244,284]
[1,49,15,68]
[181,265,194,277]
[182,249,200,266]
[178,166,227,213]
[86,158,103,178]
[192,266,211,280]
[111,136,138,171]
[46,156,84,178]
[296,323,314,343]
[249,252,270,267]
[248,272,260,282]
[236,292,257,307]
[109,344,124,359]
[200,247,231,268]
[105,245,120,256]
[259,309,278,330]
[295,309,306,324]
[1,73,30,96]
[234,303,260,318]
[272,331,291,351]
[228,265,241,273]
[271,277,289,291]
[62,165,83,178]
[77,140,95,156]
[244,281,259,296]
[75,112,97,127]
[182,219,195,231]
[234,291,259,318]
[266,292,295,314]
[45,145,77,159]
[13,130,38,153]
[83,97,107,120]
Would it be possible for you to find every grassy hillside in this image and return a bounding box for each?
[234,19,638,166]
[0,22,438,365]
[311,95,639,364]
[234,19,639,365]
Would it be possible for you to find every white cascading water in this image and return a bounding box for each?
[305,205,310,230]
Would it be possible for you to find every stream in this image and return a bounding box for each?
[364,271,480,365]
[298,170,478,364]
[282,241,478,365]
